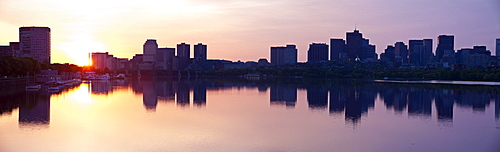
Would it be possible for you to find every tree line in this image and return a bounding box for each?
[0,55,83,77]
[204,67,500,81]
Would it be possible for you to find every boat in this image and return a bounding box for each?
[25,84,41,91]
[113,74,127,79]
[97,74,110,80]
[47,85,60,91]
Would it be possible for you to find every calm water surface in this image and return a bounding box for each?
[0,78,499,152]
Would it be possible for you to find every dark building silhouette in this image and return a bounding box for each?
[409,40,424,66]
[271,45,297,65]
[194,43,207,62]
[346,30,363,60]
[361,38,376,61]
[176,43,190,70]
[395,42,408,64]
[156,47,175,70]
[381,45,396,64]
[422,39,433,65]
[307,43,328,62]
[330,38,345,60]
[496,38,500,57]
[436,35,454,60]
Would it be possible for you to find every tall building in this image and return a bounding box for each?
[307,43,328,62]
[361,38,376,61]
[409,40,424,66]
[194,43,207,61]
[394,42,408,64]
[9,42,20,57]
[346,30,363,60]
[330,38,345,60]
[176,43,190,70]
[0,45,10,55]
[270,44,297,65]
[436,35,454,60]
[143,39,158,63]
[422,39,433,65]
[19,26,51,63]
[92,52,109,70]
[156,47,175,70]
[496,38,500,57]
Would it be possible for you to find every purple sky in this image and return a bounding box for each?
[0,0,499,65]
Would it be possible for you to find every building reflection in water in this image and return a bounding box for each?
[270,85,297,108]
[18,91,51,127]
[84,78,499,125]
[193,81,207,107]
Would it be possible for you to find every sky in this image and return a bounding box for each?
[0,0,499,66]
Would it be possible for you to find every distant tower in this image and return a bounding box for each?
[436,35,454,60]
[496,38,500,56]
[143,39,158,62]
[409,40,424,66]
[394,42,408,64]
[19,26,51,63]
[346,30,363,61]
[422,39,433,64]
[330,38,345,60]
[194,43,207,61]
[307,43,328,62]
[176,43,190,70]
[270,44,297,65]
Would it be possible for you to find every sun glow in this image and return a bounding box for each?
[67,84,93,104]
[58,33,106,66]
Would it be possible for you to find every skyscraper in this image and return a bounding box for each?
[409,40,424,66]
[156,47,175,70]
[436,35,454,60]
[176,43,190,70]
[422,39,433,65]
[394,42,408,64]
[496,38,500,57]
[19,26,51,63]
[361,38,376,60]
[194,43,207,61]
[307,43,328,62]
[143,39,158,62]
[270,44,297,65]
[346,30,363,60]
[330,38,345,60]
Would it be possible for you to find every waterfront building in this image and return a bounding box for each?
[307,43,328,62]
[436,35,454,60]
[496,38,500,57]
[409,40,424,66]
[422,39,433,65]
[270,44,297,65]
[176,43,190,70]
[19,26,51,63]
[394,42,408,64]
[330,38,345,60]
[194,43,207,62]
[156,47,175,70]
[143,39,158,63]
[346,30,363,60]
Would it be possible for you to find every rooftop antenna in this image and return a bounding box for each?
[355,23,357,31]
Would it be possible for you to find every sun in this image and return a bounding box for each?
[58,33,106,66]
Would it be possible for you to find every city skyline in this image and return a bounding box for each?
[0,0,499,66]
